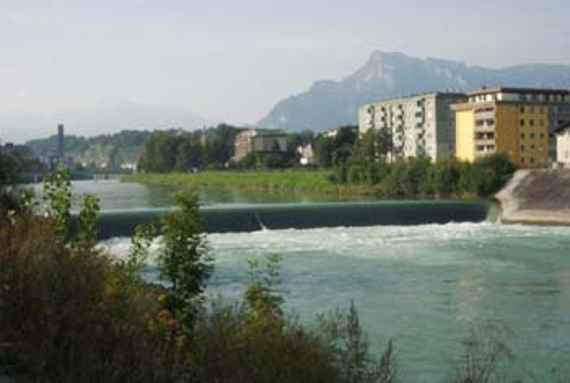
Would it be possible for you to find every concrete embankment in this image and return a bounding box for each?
[496,169,570,225]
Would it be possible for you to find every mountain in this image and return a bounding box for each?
[258,51,570,132]
[0,99,212,144]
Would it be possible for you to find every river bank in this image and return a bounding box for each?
[123,170,380,196]
[122,170,487,200]
[496,169,570,225]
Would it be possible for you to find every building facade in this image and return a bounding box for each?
[233,129,288,162]
[554,122,570,167]
[358,92,467,161]
[453,87,570,168]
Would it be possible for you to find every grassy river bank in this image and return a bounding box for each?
[122,170,384,197]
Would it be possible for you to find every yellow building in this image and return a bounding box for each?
[453,87,570,168]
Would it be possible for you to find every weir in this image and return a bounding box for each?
[95,201,490,239]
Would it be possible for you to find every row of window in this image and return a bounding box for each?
[476,145,495,152]
[520,119,546,127]
[521,132,546,140]
[475,119,495,127]
[521,145,544,152]
[475,133,495,140]
[520,106,547,114]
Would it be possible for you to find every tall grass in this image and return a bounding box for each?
[123,169,381,196]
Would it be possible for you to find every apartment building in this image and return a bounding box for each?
[233,129,288,162]
[358,92,467,161]
[453,87,570,168]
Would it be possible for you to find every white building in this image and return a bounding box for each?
[358,92,467,161]
[555,122,570,167]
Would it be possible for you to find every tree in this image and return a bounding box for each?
[314,136,335,168]
[159,192,214,330]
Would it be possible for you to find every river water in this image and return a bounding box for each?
[56,180,570,381]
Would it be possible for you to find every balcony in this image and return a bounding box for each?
[475,138,496,147]
[474,123,495,133]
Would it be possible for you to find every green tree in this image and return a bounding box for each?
[159,192,214,330]
[73,194,101,252]
[245,254,285,324]
[43,167,73,238]
[314,136,335,168]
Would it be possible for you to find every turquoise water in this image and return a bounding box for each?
[55,180,570,381]
[104,222,570,382]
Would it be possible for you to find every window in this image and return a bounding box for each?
[530,119,535,126]
[520,119,525,126]
[520,106,525,113]
[530,157,535,164]
[521,145,525,152]
[530,133,536,139]
[521,157,526,164]
[521,133,526,139]
[530,144,535,150]
[540,133,545,139]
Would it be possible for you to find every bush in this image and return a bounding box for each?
[341,154,516,199]
[0,216,187,382]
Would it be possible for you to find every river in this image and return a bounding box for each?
[49,179,570,382]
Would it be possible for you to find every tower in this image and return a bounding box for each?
[57,123,64,162]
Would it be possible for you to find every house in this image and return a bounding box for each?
[233,129,288,162]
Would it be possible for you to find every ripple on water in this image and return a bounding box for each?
[102,222,570,383]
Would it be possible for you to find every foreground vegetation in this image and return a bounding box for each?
[1,169,397,382]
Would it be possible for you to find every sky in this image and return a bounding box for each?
[1,0,569,143]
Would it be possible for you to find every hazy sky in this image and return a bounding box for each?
[1,0,569,142]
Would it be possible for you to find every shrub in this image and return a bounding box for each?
[159,192,214,332]
[0,216,187,382]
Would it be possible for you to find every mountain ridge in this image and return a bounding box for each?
[258,51,570,132]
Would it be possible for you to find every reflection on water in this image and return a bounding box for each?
[31,179,378,211]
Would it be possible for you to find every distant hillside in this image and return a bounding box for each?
[259,51,570,132]
[1,99,212,144]
[26,130,154,169]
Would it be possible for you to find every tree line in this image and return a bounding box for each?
[136,123,516,198]
[137,124,318,172]
[328,128,516,198]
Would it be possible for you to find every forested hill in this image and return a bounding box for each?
[26,130,153,169]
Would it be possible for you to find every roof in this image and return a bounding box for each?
[361,91,467,108]
[237,128,287,137]
[468,87,570,97]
